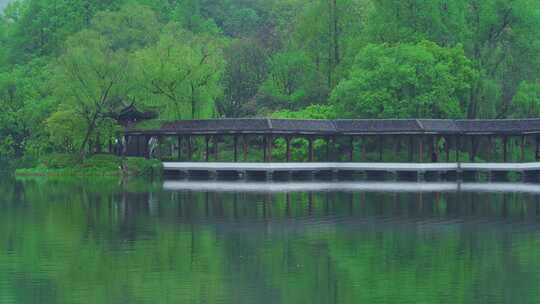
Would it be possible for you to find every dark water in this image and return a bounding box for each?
[2,177,540,304]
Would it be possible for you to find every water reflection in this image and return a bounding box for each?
[1,177,540,303]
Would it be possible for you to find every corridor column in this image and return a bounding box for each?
[286,136,292,162]
[308,136,314,162]
[233,135,238,162]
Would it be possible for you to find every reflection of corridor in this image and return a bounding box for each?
[163,180,540,194]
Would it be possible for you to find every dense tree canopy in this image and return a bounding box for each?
[1,0,540,164]
[331,41,475,118]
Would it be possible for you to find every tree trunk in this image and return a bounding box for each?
[79,113,99,159]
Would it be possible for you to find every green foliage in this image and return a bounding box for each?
[132,29,225,120]
[273,104,337,119]
[512,82,540,118]
[124,157,163,177]
[259,51,321,110]
[2,0,540,165]
[331,41,475,118]
[16,154,162,177]
[40,153,79,169]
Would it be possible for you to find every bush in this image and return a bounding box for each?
[124,157,163,177]
[41,154,79,169]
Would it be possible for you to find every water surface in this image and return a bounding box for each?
[1,177,540,303]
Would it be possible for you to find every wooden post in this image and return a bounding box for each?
[144,135,150,159]
[361,136,366,161]
[429,136,435,162]
[470,136,476,162]
[349,136,354,162]
[308,136,314,162]
[445,136,450,162]
[487,136,492,162]
[187,136,192,161]
[286,136,291,162]
[108,138,113,154]
[521,135,526,162]
[418,136,424,162]
[233,135,238,162]
[214,135,219,161]
[156,135,163,159]
[326,137,331,161]
[378,135,383,162]
[205,136,210,161]
[177,136,182,161]
[263,136,267,162]
[135,135,141,157]
[268,135,273,162]
[243,135,248,161]
[408,136,414,162]
[536,135,540,161]
[455,135,460,162]
[502,136,509,162]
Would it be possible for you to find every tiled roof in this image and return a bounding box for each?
[335,119,422,134]
[126,118,540,135]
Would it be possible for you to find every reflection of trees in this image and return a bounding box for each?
[2,177,540,303]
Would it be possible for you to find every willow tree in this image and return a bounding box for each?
[132,28,225,120]
[53,30,129,157]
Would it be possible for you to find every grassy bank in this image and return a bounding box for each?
[15,154,163,177]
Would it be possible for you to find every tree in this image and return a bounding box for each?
[512,82,540,118]
[0,59,54,163]
[331,41,476,118]
[219,38,268,117]
[90,4,161,51]
[259,51,321,111]
[132,28,225,120]
[53,30,129,157]
[4,0,124,63]
[364,0,540,118]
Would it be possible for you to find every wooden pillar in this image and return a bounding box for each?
[233,135,238,162]
[156,135,163,159]
[429,136,436,162]
[378,135,383,162]
[536,135,540,161]
[455,135,460,162]
[268,135,273,162]
[308,136,314,162]
[503,136,508,163]
[408,136,414,162]
[144,135,150,159]
[418,136,424,162]
[205,136,210,162]
[470,136,476,162]
[286,136,292,162]
[135,135,141,157]
[361,136,366,161]
[349,136,354,162]
[326,137,331,161]
[177,136,182,160]
[187,136,192,161]
[263,136,267,162]
[445,136,450,162]
[243,135,248,161]
[487,136,492,162]
[521,135,526,162]
[214,135,219,161]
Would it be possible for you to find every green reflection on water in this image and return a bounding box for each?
[1,177,540,304]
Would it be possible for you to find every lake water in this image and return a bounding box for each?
[2,177,540,303]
